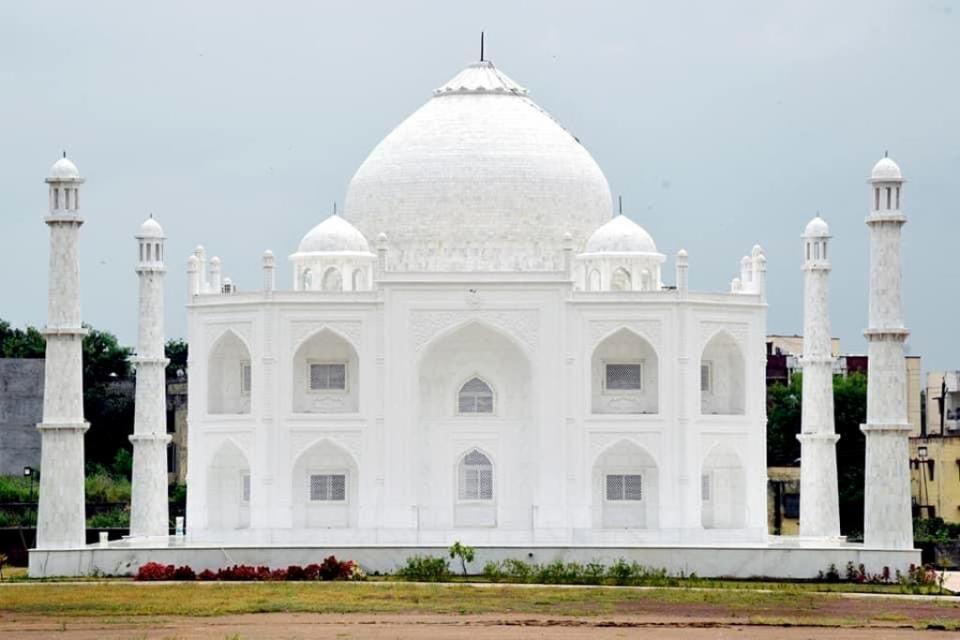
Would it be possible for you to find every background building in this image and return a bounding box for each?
[0,359,43,475]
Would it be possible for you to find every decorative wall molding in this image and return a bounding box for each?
[289,430,362,465]
[699,320,748,350]
[289,320,362,352]
[588,320,662,352]
[410,309,539,353]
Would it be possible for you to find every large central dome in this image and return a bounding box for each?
[343,61,613,272]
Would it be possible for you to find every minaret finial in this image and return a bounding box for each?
[618,195,623,216]
[62,150,66,158]
[333,201,337,215]
[480,31,485,62]
[884,149,888,158]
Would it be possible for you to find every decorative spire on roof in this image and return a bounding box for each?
[480,31,485,62]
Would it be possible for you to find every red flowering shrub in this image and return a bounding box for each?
[319,555,355,580]
[256,565,272,581]
[197,569,217,581]
[136,562,175,581]
[286,565,306,581]
[270,568,288,581]
[304,563,321,580]
[173,565,196,580]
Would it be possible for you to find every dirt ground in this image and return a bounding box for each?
[0,610,954,639]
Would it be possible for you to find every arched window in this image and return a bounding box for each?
[458,377,493,414]
[322,267,343,291]
[351,268,364,291]
[611,267,632,291]
[588,269,601,291]
[301,268,313,291]
[458,449,493,500]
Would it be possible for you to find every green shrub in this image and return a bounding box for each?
[85,471,131,504]
[396,555,450,582]
[582,562,606,585]
[87,508,129,528]
[0,509,35,527]
[448,541,475,577]
[501,558,534,582]
[0,476,33,502]
[535,560,583,584]
[606,558,634,585]
[482,560,504,582]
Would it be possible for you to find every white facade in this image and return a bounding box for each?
[862,156,913,549]
[129,217,171,538]
[798,216,841,538]
[184,61,770,545]
[35,155,89,549]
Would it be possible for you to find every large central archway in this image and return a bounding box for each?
[417,321,534,530]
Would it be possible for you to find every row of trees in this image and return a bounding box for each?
[767,372,868,536]
[0,319,186,471]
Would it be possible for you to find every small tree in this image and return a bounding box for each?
[0,552,7,581]
[448,541,475,577]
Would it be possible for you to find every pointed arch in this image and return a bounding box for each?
[592,438,659,529]
[301,267,313,291]
[456,447,494,501]
[291,437,358,529]
[206,439,251,530]
[457,375,495,414]
[700,329,745,415]
[591,327,659,415]
[588,268,601,291]
[701,444,746,529]
[610,267,632,291]
[351,268,365,291]
[321,266,343,291]
[292,327,359,413]
[207,329,252,415]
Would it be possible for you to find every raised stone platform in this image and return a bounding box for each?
[29,538,921,579]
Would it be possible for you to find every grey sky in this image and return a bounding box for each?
[2,1,958,374]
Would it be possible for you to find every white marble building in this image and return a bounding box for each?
[184,60,771,545]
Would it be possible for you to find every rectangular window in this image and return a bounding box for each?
[606,474,642,501]
[701,473,711,501]
[167,443,177,474]
[896,187,900,209]
[814,242,820,259]
[310,473,347,501]
[783,493,800,519]
[874,188,880,210]
[886,187,892,209]
[309,363,346,391]
[605,363,642,391]
[460,466,493,500]
[240,362,252,395]
[701,362,712,392]
[822,241,827,260]
[242,474,251,502]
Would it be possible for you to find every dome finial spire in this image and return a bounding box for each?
[62,150,66,159]
[618,195,623,216]
[480,31,485,62]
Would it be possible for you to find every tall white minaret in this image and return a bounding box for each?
[129,216,171,538]
[862,155,912,549]
[36,154,88,548]
[797,215,840,538]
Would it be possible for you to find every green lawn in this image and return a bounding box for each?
[0,581,958,630]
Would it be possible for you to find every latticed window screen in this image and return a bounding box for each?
[700,362,712,392]
[606,474,642,501]
[309,474,346,501]
[242,474,251,502]
[458,377,494,413]
[459,450,493,500]
[240,362,252,395]
[605,363,642,390]
[701,473,710,501]
[309,363,346,390]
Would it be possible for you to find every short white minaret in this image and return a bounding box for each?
[862,155,912,549]
[262,250,275,292]
[129,216,171,538]
[797,215,841,538]
[36,154,88,549]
